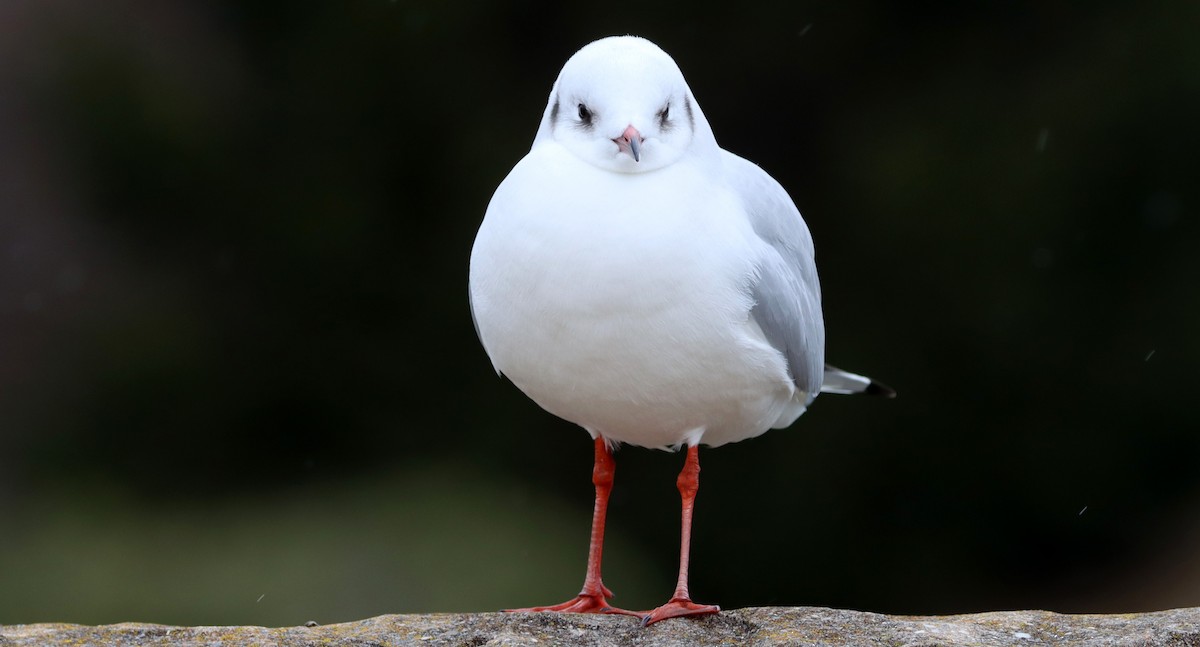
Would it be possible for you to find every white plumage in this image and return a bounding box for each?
[468,35,890,624]
[470,36,880,450]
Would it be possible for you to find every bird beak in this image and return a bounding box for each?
[614,125,642,162]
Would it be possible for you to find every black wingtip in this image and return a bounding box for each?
[866,380,897,399]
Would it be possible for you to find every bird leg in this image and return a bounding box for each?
[641,444,720,626]
[504,437,640,617]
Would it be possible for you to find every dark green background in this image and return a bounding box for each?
[2,0,1198,627]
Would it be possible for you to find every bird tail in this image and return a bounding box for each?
[821,364,896,398]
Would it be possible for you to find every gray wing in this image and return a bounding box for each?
[724,151,826,395]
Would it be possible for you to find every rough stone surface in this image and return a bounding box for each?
[2,607,1199,646]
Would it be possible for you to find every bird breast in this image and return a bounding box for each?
[470,145,795,448]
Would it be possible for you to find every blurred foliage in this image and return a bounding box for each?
[0,462,659,625]
[1,0,1198,626]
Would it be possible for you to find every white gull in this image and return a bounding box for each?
[469,35,893,625]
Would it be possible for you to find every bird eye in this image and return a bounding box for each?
[577,103,592,124]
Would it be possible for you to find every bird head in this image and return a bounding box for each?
[538,36,704,174]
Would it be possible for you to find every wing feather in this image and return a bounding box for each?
[724,151,826,395]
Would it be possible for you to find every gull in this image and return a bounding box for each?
[468,35,893,625]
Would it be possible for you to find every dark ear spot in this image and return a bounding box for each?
[549,97,560,131]
[683,95,695,130]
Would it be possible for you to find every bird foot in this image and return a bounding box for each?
[503,591,641,617]
[640,597,720,626]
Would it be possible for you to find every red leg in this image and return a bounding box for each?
[641,444,720,626]
[505,437,640,617]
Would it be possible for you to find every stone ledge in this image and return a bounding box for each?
[2,606,1198,646]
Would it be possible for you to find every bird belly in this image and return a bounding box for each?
[470,152,796,448]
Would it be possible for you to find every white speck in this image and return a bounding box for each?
[420,635,432,641]
[1145,349,1155,361]
[1015,631,1033,639]
[799,23,813,36]
[1036,128,1050,152]
[256,593,265,603]
[1078,506,1088,516]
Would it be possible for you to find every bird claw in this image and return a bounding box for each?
[641,598,720,626]
[503,593,641,617]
